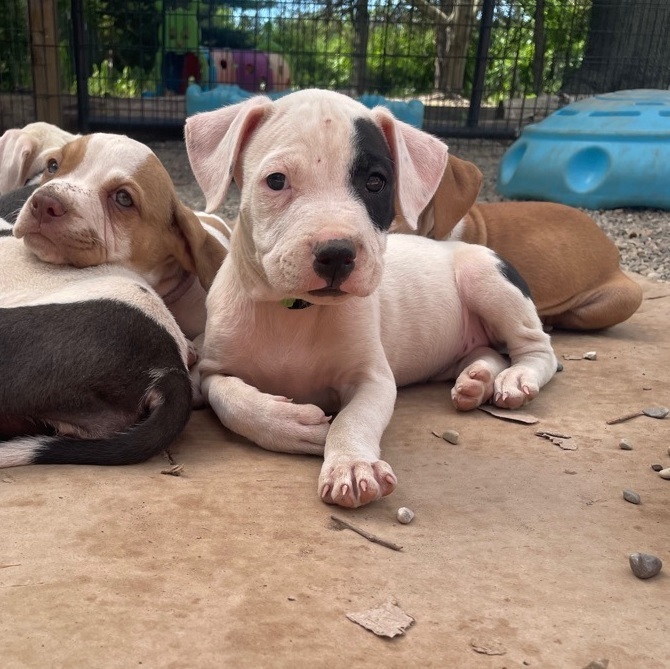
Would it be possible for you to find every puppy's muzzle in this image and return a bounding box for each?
[313,239,356,288]
[30,191,67,224]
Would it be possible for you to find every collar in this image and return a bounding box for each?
[281,297,313,310]
[162,270,197,306]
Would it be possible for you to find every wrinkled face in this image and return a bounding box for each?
[238,95,395,303]
[13,134,180,273]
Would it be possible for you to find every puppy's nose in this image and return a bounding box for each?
[30,192,66,221]
[313,239,357,285]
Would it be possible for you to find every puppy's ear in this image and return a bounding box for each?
[430,154,483,239]
[172,202,227,290]
[370,107,449,230]
[0,130,39,195]
[184,97,271,213]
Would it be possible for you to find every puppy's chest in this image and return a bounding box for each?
[219,309,355,407]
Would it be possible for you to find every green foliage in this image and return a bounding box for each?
[83,60,143,97]
[0,0,31,92]
[468,0,591,101]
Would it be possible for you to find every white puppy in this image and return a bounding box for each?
[0,122,77,195]
[185,89,557,508]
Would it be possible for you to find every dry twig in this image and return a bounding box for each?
[330,515,403,552]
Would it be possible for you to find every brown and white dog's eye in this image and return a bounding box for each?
[115,189,133,207]
[47,159,59,174]
[266,173,286,191]
[366,173,386,193]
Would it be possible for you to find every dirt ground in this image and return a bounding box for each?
[1,271,668,668]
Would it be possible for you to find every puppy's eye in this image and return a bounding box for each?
[266,173,286,191]
[366,174,386,193]
[47,159,59,174]
[115,189,133,207]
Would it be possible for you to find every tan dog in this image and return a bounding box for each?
[12,133,228,339]
[397,155,643,330]
[0,122,77,195]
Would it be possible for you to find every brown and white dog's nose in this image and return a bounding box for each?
[313,239,357,286]
[30,192,67,222]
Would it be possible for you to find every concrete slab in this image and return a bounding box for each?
[2,275,668,668]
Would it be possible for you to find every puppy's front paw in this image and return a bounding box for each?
[259,397,331,454]
[318,460,397,508]
[493,367,540,409]
[451,362,495,411]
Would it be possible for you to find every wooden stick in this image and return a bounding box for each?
[330,515,403,552]
[606,410,642,425]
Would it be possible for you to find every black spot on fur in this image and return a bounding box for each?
[0,299,191,465]
[350,118,395,231]
[498,257,532,299]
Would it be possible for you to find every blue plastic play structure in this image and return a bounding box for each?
[186,83,425,129]
[497,89,670,210]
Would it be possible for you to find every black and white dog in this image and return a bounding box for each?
[0,233,193,467]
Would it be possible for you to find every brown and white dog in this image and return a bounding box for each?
[11,133,228,339]
[0,121,77,195]
[0,233,193,468]
[398,153,643,330]
[185,89,557,507]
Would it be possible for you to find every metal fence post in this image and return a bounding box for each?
[71,0,90,133]
[466,0,496,129]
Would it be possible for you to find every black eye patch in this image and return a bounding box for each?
[349,118,395,231]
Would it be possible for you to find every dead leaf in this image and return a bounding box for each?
[346,598,415,638]
[470,638,506,655]
[582,660,609,669]
[478,405,539,424]
[535,431,578,450]
[562,354,583,361]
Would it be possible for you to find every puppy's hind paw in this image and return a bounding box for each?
[318,460,397,508]
[493,367,540,409]
[451,363,495,411]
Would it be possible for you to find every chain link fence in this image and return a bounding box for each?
[1,1,669,137]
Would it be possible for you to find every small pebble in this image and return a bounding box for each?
[622,489,641,504]
[618,438,633,451]
[629,552,663,579]
[441,429,459,445]
[583,351,597,360]
[396,507,415,524]
[659,468,670,480]
[651,464,664,472]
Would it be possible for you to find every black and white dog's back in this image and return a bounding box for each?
[0,184,37,227]
[0,234,193,467]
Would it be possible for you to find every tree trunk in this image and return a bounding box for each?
[562,0,670,94]
[442,0,481,93]
[351,0,369,95]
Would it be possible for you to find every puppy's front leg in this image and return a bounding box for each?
[203,374,330,455]
[318,367,397,508]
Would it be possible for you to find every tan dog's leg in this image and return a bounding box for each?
[542,271,644,331]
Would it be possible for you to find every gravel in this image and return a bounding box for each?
[150,136,670,283]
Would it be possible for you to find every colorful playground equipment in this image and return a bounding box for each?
[497,89,670,210]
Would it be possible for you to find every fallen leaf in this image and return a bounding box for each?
[470,638,506,655]
[536,431,578,450]
[346,598,415,638]
[161,464,185,476]
[478,405,539,424]
[562,354,583,361]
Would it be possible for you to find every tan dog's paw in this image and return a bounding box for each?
[451,362,495,411]
[261,397,331,454]
[318,460,397,508]
[492,367,540,409]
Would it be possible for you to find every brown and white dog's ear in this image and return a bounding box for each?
[172,202,227,290]
[184,96,272,213]
[370,107,449,230]
[0,130,40,195]
[430,153,483,239]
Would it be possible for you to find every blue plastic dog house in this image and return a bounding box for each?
[186,84,425,129]
[497,89,670,210]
